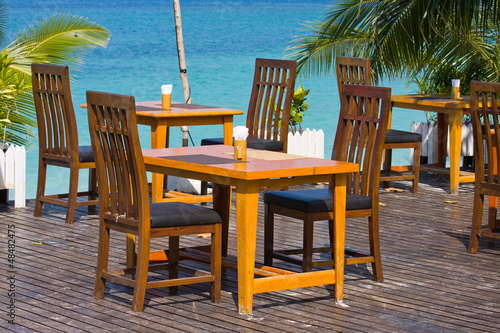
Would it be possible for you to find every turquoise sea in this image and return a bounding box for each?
[8,0,426,200]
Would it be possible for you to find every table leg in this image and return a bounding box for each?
[212,183,231,257]
[150,123,168,203]
[332,174,346,302]
[235,181,259,314]
[437,113,447,168]
[223,116,234,145]
[448,109,463,195]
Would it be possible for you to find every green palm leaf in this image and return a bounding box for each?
[0,10,110,148]
[288,0,500,91]
[6,13,110,77]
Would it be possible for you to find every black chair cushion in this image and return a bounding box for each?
[384,129,422,144]
[263,188,372,213]
[201,137,283,151]
[79,145,95,163]
[150,202,223,229]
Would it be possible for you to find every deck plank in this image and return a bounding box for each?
[2,173,500,332]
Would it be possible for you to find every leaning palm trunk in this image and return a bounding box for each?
[173,0,191,146]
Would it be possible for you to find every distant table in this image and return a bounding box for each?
[135,101,244,203]
[142,145,359,314]
[391,94,474,195]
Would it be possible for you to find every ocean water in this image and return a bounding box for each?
[7,0,426,199]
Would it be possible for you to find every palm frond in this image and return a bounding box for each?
[5,13,110,77]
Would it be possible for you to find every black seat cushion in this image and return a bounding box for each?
[201,137,283,152]
[263,188,372,214]
[150,202,223,229]
[78,145,95,163]
[384,129,422,144]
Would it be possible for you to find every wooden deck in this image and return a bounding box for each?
[2,173,500,332]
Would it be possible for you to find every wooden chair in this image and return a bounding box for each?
[263,84,391,282]
[32,63,98,224]
[200,58,297,194]
[468,81,500,253]
[88,91,222,312]
[336,56,421,193]
[201,58,296,151]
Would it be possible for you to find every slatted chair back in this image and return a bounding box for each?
[336,56,372,97]
[32,64,79,163]
[246,58,297,152]
[332,84,391,202]
[336,56,421,194]
[468,81,500,253]
[87,91,148,229]
[471,81,500,182]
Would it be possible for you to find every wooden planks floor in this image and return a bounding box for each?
[1,173,500,332]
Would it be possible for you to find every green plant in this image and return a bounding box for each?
[289,85,310,134]
[288,1,499,89]
[0,1,110,148]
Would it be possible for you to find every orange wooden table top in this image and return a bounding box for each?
[135,101,244,118]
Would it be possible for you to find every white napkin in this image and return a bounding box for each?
[452,79,460,88]
[161,84,172,94]
[233,126,249,140]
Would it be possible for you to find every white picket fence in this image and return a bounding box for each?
[287,128,325,159]
[0,144,26,208]
[410,121,474,164]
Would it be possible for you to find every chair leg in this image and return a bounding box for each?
[382,148,392,188]
[488,195,498,243]
[126,234,136,279]
[412,143,421,194]
[88,168,97,214]
[168,236,179,295]
[65,167,79,224]
[211,224,222,303]
[328,219,334,261]
[93,225,110,299]
[468,192,485,253]
[131,236,151,312]
[34,161,47,217]
[264,204,274,267]
[368,215,383,282]
[302,217,314,272]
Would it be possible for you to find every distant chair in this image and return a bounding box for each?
[32,63,98,224]
[336,56,421,193]
[263,84,391,282]
[201,58,296,151]
[468,81,500,253]
[200,58,297,194]
[87,91,222,312]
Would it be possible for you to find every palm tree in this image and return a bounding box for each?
[288,0,499,93]
[0,1,110,148]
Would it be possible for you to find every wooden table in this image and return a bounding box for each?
[391,94,474,195]
[135,101,244,202]
[142,145,359,314]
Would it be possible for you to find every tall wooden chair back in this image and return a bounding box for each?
[336,55,421,193]
[468,81,500,252]
[88,91,222,312]
[332,84,390,200]
[87,92,148,226]
[246,58,297,152]
[32,63,97,224]
[336,56,372,95]
[263,84,391,281]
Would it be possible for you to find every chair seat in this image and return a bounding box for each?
[201,137,283,151]
[384,129,422,144]
[150,202,222,229]
[79,145,95,163]
[263,188,372,213]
